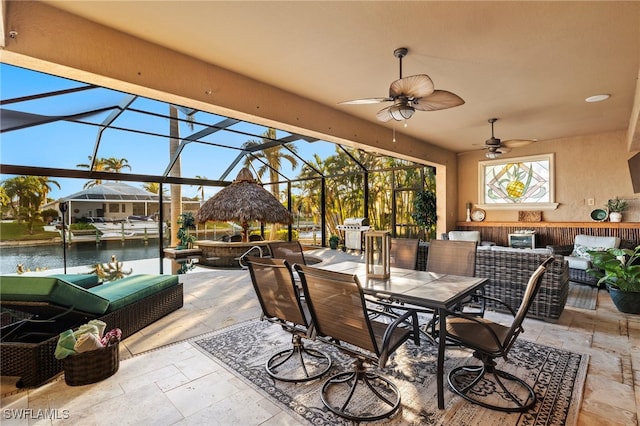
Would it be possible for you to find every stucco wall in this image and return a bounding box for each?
[457,130,640,224]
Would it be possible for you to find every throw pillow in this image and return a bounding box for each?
[571,243,606,259]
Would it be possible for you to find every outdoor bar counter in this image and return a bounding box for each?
[196,240,271,268]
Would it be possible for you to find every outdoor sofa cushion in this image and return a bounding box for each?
[90,274,179,312]
[0,276,110,315]
[49,274,101,289]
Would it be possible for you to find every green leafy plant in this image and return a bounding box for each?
[329,234,340,249]
[606,197,627,213]
[176,212,196,249]
[411,190,437,240]
[587,246,640,292]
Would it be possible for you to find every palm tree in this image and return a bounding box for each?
[76,156,109,189]
[34,176,61,210]
[2,176,44,233]
[193,175,207,204]
[242,128,298,239]
[143,182,168,196]
[168,106,196,247]
[104,157,132,173]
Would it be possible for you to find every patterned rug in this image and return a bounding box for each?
[194,319,588,426]
[566,282,599,310]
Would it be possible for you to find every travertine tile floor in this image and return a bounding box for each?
[1,249,638,425]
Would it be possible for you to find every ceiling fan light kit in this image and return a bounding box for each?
[339,47,464,122]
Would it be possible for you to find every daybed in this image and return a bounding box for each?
[0,273,183,387]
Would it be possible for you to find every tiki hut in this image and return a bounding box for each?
[196,168,293,242]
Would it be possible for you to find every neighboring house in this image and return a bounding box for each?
[51,182,200,223]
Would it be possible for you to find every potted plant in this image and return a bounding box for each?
[411,189,437,241]
[606,197,627,223]
[329,235,340,250]
[176,212,197,249]
[587,245,640,314]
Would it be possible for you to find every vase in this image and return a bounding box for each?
[607,284,640,314]
[609,212,622,222]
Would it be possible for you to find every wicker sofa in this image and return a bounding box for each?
[0,273,183,387]
[475,247,569,321]
[418,244,569,321]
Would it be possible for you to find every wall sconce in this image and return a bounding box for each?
[365,230,391,279]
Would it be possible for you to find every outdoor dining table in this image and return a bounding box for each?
[312,260,488,409]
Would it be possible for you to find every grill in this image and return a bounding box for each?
[337,218,370,250]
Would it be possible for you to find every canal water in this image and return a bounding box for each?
[0,240,167,275]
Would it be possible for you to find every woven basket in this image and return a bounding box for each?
[64,341,119,386]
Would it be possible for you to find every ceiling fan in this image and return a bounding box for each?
[481,118,536,158]
[339,47,465,122]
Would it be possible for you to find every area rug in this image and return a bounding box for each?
[566,282,599,310]
[194,319,588,426]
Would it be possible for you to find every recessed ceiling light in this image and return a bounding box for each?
[585,94,610,103]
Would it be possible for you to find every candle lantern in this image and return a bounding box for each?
[365,230,391,278]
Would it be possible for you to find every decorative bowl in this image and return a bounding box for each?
[590,209,608,222]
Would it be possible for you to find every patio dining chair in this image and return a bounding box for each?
[390,238,420,269]
[245,256,331,382]
[267,241,307,266]
[444,256,554,412]
[295,264,420,422]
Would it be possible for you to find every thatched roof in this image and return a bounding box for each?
[195,168,293,226]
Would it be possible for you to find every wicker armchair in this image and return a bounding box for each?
[475,249,568,320]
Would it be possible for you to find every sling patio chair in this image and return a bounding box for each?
[444,256,554,412]
[245,256,331,382]
[427,239,482,314]
[267,240,307,266]
[295,264,420,422]
[390,238,420,270]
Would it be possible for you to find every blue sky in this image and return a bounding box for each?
[1,64,339,201]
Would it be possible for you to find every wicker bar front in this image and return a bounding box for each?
[475,251,569,321]
[1,283,183,388]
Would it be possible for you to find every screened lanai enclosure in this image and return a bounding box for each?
[1,64,436,253]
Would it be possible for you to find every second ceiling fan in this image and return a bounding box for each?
[482,118,536,158]
[339,47,465,122]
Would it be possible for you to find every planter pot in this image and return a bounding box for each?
[607,284,640,314]
[329,241,338,250]
[609,212,622,222]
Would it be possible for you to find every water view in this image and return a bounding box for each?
[0,240,166,275]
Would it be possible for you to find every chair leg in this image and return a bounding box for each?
[448,354,536,412]
[265,334,332,382]
[320,358,401,421]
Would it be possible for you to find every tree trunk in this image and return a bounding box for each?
[169,106,182,247]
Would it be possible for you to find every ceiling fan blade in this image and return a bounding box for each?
[412,90,465,111]
[502,139,537,148]
[339,97,392,105]
[497,146,512,154]
[375,105,394,122]
[389,75,434,99]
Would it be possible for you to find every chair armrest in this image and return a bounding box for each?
[379,309,420,366]
[470,294,518,316]
[546,244,573,256]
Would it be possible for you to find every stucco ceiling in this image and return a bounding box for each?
[43,1,640,154]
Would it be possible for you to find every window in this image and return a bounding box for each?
[478,154,558,210]
[108,203,120,213]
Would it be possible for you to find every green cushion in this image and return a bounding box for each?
[89,274,179,312]
[50,274,101,289]
[0,276,110,315]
